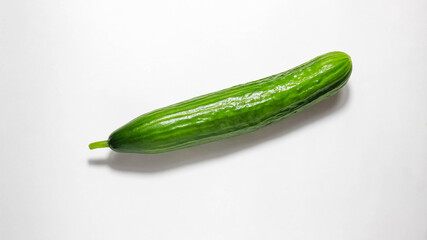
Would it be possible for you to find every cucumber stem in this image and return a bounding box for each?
[89,140,109,150]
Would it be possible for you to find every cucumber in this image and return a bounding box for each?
[89,51,352,154]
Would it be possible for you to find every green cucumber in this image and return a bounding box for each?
[89,51,352,154]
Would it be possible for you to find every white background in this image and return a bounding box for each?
[1,0,426,239]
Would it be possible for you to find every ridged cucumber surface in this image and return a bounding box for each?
[89,51,352,153]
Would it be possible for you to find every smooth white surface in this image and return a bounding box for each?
[1,0,426,239]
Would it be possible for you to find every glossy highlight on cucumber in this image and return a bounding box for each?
[89,51,352,154]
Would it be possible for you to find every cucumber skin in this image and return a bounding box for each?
[109,51,352,154]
